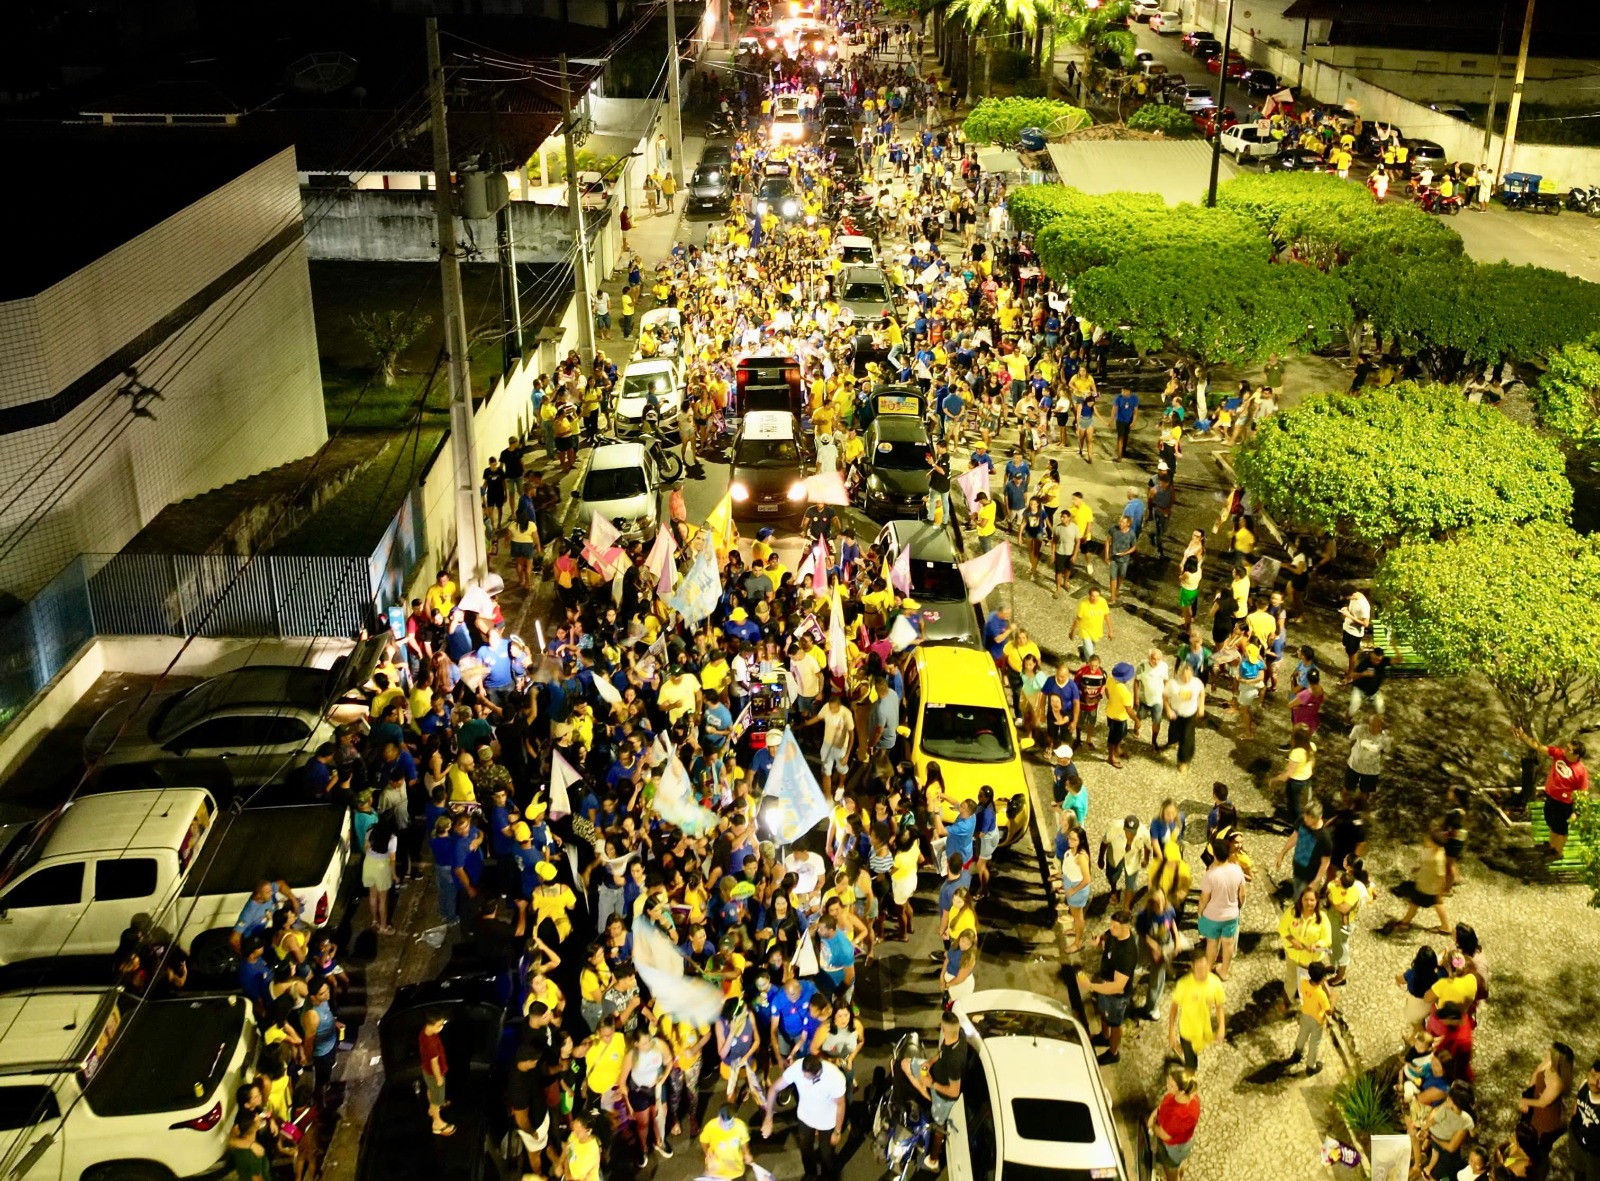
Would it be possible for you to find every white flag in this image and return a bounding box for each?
[643,527,676,595]
[549,749,583,820]
[592,672,622,706]
[955,464,990,513]
[890,544,912,595]
[959,541,1014,603]
[588,510,622,553]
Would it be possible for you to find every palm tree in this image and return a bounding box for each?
[946,0,1050,98]
[1055,0,1136,101]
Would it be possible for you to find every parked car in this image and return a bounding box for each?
[1240,68,1280,96]
[1149,8,1182,32]
[1220,123,1282,161]
[1139,59,1168,79]
[1206,50,1247,78]
[701,143,734,170]
[1408,139,1448,169]
[872,518,983,646]
[1264,147,1331,173]
[572,439,668,542]
[1132,48,1154,65]
[1181,28,1214,51]
[687,164,734,213]
[946,990,1132,1181]
[1194,106,1239,137]
[1189,36,1221,59]
[84,638,383,788]
[1156,71,1189,97]
[0,786,351,972]
[1130,0,1161,20]
[753,171,803,220]
[728,410,811,522]
[857,390,933,523]
[1178,85,1218,114]
[770,93,808,144]
[0,986,258,1181]
[614,355,686,439]
[837,233,878,267]
[1430,102,1470,119]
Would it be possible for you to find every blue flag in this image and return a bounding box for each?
[760,731,829,844]
[668,543,722,629]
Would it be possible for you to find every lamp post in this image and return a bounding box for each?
[1205,0,1237,207]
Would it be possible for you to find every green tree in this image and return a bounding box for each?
[962,97,1090,144]
[1375,521,1600,743]
[946,0,1051,97]
[1034,198,1267,280]
[1235,382,1572,546]
[1056,0,1136,98]
[1126,103,1196,137]
[1070,245,1349,367]
[350,310,433,388]
[1532,333,1600,452]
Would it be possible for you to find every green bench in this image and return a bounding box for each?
[1530,797,1592,880]
[1368,617,1427,677]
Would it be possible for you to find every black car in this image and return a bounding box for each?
[687,164,734,212]
[356,974,518,1181]
[1191,38,1222,60]
[858,391,932,521]
[818,94,852,124]
[873,518,985,646]
[754,170,803,220]
[701,143,734,170]
[729,410,811,521]
[831,143,863,180]
[1264,147,1330,173]
[1241,68,1280,96]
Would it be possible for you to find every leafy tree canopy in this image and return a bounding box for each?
[1532,333,1600,452]
[962,97,1090,145]
[1126,104,1197,137]
[1236,381,1572,546]
[1375,521,1600,741]
[1071,246,1349,366]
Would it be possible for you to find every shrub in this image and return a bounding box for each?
[962,97,1090,145]
[1236,382,1572,546]
[1126,103,1195,137]
[1531,333,1600,451]
[1332,1071,1399,1137]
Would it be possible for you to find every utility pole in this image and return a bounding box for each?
[497,202,523,372]
[1480,0,1509,169]
[1495,0,1536,182]
[1296,16,1309,91]
[559,54,597,368]
[1205,0,1237,207]
[663,0,686,188]
[426,17,487,587]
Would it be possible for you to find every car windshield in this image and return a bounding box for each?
[920,703,1013,762]
[621,373,673,400]
[583,467,648,501]
[874,437,927,470]
[964,1010,1086,1042]
[998,1164,1115,1181]
[760,180,792,199]
[842,246,874,265]
[693,170,723,186]
[842,280,889,303]
[736,440,800,466]
[910,559,965,601]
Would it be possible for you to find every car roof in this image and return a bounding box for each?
[589,441,647,469]
[916,646,1009,706]
[0,989,121,1073]
[838,234,873,248]
[41,787,212,858]
[624,357,677,374]
[843,264,887,282]
[885,520,959,563]
[741,410,799,439]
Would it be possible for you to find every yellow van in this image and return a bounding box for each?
[906,646,1032,847]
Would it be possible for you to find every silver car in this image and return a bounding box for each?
[572,439,669,543]
[84,636,385,787]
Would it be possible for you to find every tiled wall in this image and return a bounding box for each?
[0,147,327,598]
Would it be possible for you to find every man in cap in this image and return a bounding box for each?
[1104,662,1139,769]
[1098,814,1150,912]
[724,605,763,645]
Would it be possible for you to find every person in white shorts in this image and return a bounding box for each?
[809,692,856,799]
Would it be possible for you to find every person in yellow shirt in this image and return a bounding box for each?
[1003,629,1041,676]
[423,569,457,617]
[566,1112,603,1181]
[1278,887,1332,1013]
[1167,953,1227,1068]
[1292,961,1335,1075]
[1070,586,1113,659]
[700,1106,753,1179]
[1104,662,1137,768]
[529,859,577,941]
[972,493,998,551]
[1066,493,1095,573]
[582,1017,628,1101]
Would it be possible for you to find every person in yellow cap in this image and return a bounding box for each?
[1236,639,1266,739]
[529,858,576,942]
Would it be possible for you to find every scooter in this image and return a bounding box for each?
[1565,184,1600,216]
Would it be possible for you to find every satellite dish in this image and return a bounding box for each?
[285,52,359,94]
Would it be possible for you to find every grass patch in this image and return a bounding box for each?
[273,426,447,557]
[1449,101,1600,148]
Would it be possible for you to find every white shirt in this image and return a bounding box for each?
[779,1060,847,1131]
[1101,822,1148,869]
[1166,677,1204,718]
[1136,658,1169,707]
[1341,593,1371,637]
[1346,725,1394,776]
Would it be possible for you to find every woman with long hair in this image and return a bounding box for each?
[1277,884,1330,1014]
[943,927,979,1005]
[1059,825,1093,954]
[1148,1065,1201,1181]
[1517,1041,1574,1166]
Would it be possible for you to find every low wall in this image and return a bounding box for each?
[1192,0,1600,187]
[303,188,600,264]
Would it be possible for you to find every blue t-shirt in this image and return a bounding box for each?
[1041,675,1081,718]
[1113,392,1140,424]
[1122,497,1147,536]
[703,702,733,749]
[771,981,819,1038]
[982,615,1011,662]
[240,956,274,1006]
[820,930,856,988]
[937,871,972,916]
[945,813,977,864]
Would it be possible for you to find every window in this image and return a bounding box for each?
[962,1054,996,1181]
[0,1085,59,1132]
[94,858,158,902]
[735,439,800,466]
[911,561,967,602]
[583,467,649,501]
[920,704,1015,764]
[174,715,310,752]
[2,863,85,909]
[1011,1098,1097,1143]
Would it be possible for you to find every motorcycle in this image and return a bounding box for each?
[870,1033,938,1181]
[707,115,738,139]
[1417,187,1464,215]
[1565,184,1600,216]
[638,411,687,481]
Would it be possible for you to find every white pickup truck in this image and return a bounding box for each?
[0,986,256,1181]
[0,787,350,972]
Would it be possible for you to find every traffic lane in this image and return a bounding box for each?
[1133,17,1270,114]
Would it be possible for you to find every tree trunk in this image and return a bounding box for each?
[1045,24,1057,87]
[381,355,398,388]
[984,37,993,97]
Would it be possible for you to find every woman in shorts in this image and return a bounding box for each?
[972,786,1000,898]
[1059,825,1093,954]
[1148,1066,1201,1180]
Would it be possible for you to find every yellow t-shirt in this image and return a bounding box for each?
[974,502,997,537]
[1230,573,1251,614]
[580,964,613,1004]
[1300,978,1333,1023]
[446,765,475,804]
[1068,501,1094,540]
[1245,609,1276,647]
[1103,678,1134,722]
[948,903,977,942]
[1169,972,1226,1049]
[1430,974,1478,1008]
[567,1135,602,1181]
[1233,525,1256,555]
[584,1032,627,1093]
[532,885,576,939]
[1003,639,1041,674]
[700,657,731,694]
[1075,597,1110,641]
[424,580,458,616]
[891,848,919,883]
[700,1119,751,1179]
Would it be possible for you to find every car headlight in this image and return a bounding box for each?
[756,200,769,215]
[730,483,750,502]
[805,214,816,225]
[782,199,798,217]
[866,474,884,491]
[786,482,807,502]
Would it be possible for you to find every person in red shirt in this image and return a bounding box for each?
[1148,1064,1201,1179]
[1514,729,1589,859]
[419,1011,454,1137]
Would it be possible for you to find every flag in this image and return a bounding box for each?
[632,917,725,1025]
[667,543,722,628]
[880,555,892,588]
[728,703,754,745]
[890,545,912,595]
[592,672,622,707]
[811,536,830,595]
[643,527,677,596]
[889,614,920,651]
[654,754,719,835]
[827,585,848,678]
[549,749,583,820]
[611,569,626,607]
[803,469,850,506]
[960,541,1014,603]
[760,731,830,844]
[705,492,738,557]
[583,512,626,575]
[588,510,621,552]
[955,465,990,513]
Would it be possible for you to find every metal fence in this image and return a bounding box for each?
[0,557,97,729]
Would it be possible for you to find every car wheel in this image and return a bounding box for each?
[186,927,239,986]
[86,1164,175,1181]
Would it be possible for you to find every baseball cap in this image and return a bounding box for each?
[1124,814,1140,830]
[1054,743,1074,761]
[536,861,558,881]
[477,744,495,760]
[512,821,532,842]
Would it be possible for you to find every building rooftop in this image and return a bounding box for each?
[0,136,290,302]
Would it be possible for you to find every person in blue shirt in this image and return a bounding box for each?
[768,976,818,1059]
[972,787,1000,896]
[940,387,966,437]
[1041,662,1082,744]
[817,915,857,995]
[238,936,275,1015]
[703,695,734,751]
[230,878,299,954]
[607,746,643,792]
[1121,489,1147,539]
[969,442,995,472]
[943,798,978,868]
[725,606,763,645]
[1112,388,1140,462]
[486,786,518,859]
[936,854,972,935]
[430,816,462,924]
[982,606,1015,663]
[474,626,526,707]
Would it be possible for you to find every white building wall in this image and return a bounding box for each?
[0,147,327,597]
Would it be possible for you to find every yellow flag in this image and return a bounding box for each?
[880,556,892,588]
[705,492,737,557]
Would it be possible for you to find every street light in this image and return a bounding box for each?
[1205,0,1237,207]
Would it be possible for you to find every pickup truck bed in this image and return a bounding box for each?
[181,804,349,897]
[88,993,250,1117]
